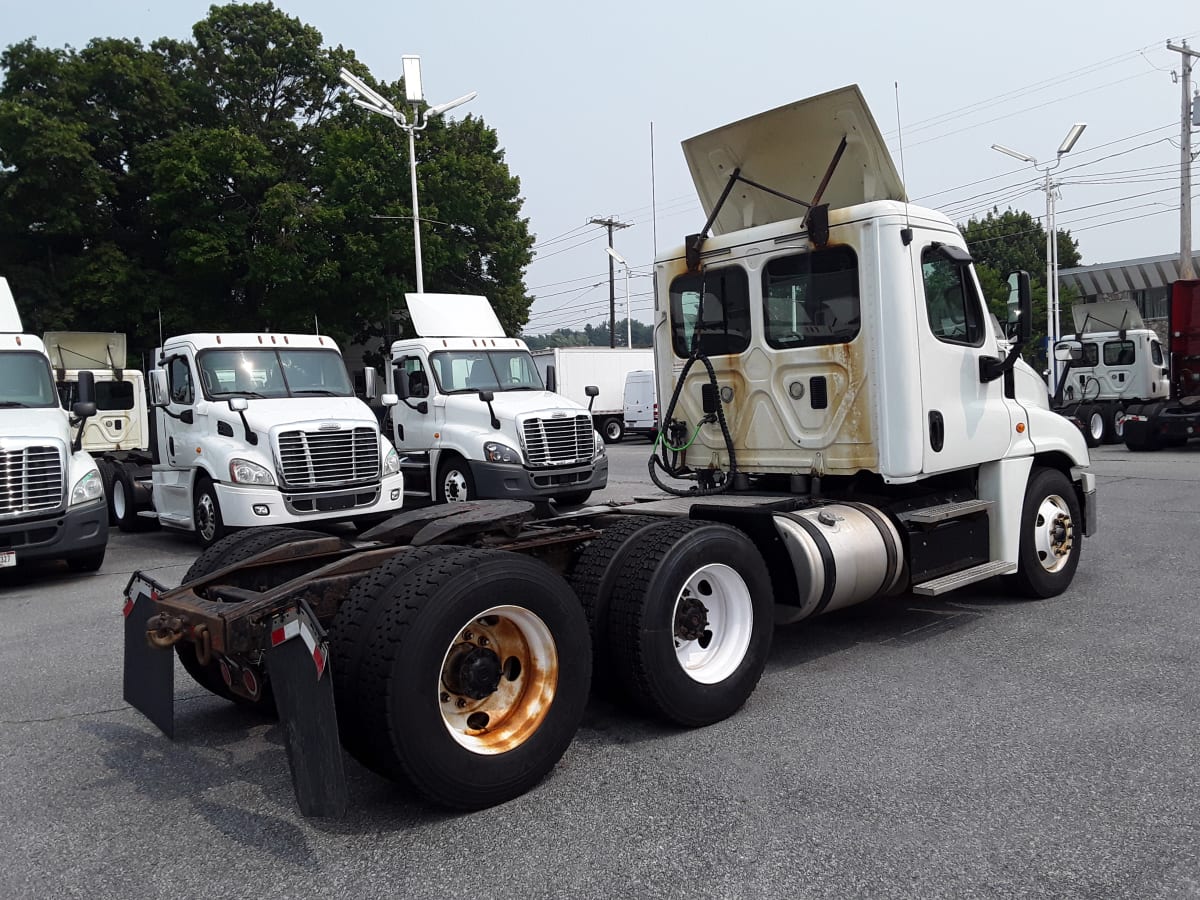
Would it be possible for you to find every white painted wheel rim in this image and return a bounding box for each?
[1033,493,1075,573]
[113,480,128,519]
[1088,412,1104,441]
[671,563,753,684]
[438,605,557,755]
[1114,413,1125,438]
[442,469,470,502]
[196,492,218,542]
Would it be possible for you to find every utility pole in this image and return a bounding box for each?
[1168,40,1199,280]
[589,216,631,347]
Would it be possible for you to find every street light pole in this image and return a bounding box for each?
[991,122,1086,390]
[338,60,476,295]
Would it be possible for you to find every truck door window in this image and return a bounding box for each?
[167,357,194,405]
[669,267,750,358]
[1104,340,1135,366]
[921,248,985,346]
[401,357,429,398]
[762,246,860,348]
[1151,340,1164,366]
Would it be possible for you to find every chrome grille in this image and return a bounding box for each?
[276,427,380,488]
[0,445,65,516]
[521,415,594,467]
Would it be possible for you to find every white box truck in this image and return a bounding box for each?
[60,331,406,547]
[0,280,107,572]
[387,294,609,506]
[531,347,654,443]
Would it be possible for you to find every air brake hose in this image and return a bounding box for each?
[647,350,739,497]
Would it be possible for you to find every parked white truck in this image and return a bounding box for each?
[66,331,405,547]
[531,347,654,443]
[122,86,1095,819]
[0,279,107,572]
[1051,300,1170,445]
[386,293,609,506]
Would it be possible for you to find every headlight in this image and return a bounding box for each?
[383,447,400,475]
[229,458,275,485]
[593,431,606,459]
[483,441,522,464]
[70,469,104,506]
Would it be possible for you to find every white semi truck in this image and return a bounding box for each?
[121,86,1095,818]
[385,293,609,506]
[0,279,107,572]
[73,331,406,547]
[1050,300,1170,445]
[531,347,654,443]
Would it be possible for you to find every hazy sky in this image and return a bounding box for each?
[5,1,1200,335]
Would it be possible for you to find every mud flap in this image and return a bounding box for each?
[122,572,174,738]
[265,605,348,819]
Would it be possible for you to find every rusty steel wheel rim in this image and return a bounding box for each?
[438,605,558,755]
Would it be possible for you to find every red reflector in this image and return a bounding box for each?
[242,669,259,696]
[313,645,326,677]
[122,597,134,618]
[271,626,287,646]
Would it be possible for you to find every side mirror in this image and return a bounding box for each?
[545,365,557,394]
[228,397,249,412]
[362,368,378,401]
[1006,270,1032,344]
[380,393,399,408]
[584,384,599,412]
[1054,340,1084,363]
[393,368,411,400]
[148,369,169,407]
[477,390,495,403]
[72,370,96,420]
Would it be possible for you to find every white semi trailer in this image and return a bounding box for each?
[531,347,654,443]
[121,85,1095,818]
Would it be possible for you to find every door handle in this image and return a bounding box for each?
[928,411,944,453]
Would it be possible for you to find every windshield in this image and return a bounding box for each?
[0,351,58,408]
[196,348,353,399]
[429,350,544,393]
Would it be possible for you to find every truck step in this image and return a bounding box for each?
[911,560,1016,596]
[901,499,992,525]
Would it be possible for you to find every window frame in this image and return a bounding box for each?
[761,245,862,349]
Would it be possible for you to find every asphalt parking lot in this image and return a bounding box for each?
[2,441,1199,899]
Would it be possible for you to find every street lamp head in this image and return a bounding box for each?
[338,67,396,113]
[1057,123,1087,156]
[605,247,628,266]
[427,91,477,117]
[401,56,424,104]
[991,143,1036,165]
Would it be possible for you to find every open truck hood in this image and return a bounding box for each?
[406,293,506,339]
[0,277,21,333]
[44,332,127,370]
[682,85,906,235]
[1071,299,1145,334]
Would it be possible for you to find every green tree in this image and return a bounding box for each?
[960,207,1081,373]
[0,2,533,365]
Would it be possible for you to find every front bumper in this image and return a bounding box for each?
[470,457,609,500]
[214,471,406,528]
[0,497,108,563]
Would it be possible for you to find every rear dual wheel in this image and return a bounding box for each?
[330,547,591,810]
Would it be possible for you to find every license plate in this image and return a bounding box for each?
[0,549,15,568]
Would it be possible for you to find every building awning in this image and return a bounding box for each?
[1058,252,1200,298]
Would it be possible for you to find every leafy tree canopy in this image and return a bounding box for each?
[0,2,534,366]
[523,318,653,350]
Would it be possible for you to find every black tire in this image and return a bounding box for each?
[567,516,660,690]
[600,417,625,444]
[436,455,476,503]
[193,476,226,548]
[96,459,117,525]
[1011,467,1083,599]
[176,526,329,707]
[66,548,105,573]
[552,490,592,506]
[113,465,153,532]
[605,520,774,727]
[1124,402,1162,452]
[328,545,469,773]
[351,547,591,809]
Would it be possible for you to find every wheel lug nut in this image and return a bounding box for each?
[440,692,449,703]
[463,631,473,642]
[456,698,467,708]
[478,636,489,646]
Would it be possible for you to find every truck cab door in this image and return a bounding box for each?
[915,241,1014,474]
[152,353,198,521]
[390,352,438,452]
